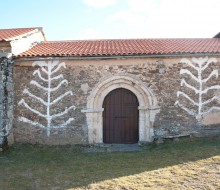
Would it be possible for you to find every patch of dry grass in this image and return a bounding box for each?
[0,137,220,190]
[84,156,220,190]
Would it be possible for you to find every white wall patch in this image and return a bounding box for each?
[175,57,220,120]
[18,60,76,136]
[81,83,89,95]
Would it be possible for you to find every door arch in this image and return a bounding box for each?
[103,88,139,144]
[82,74,160,144]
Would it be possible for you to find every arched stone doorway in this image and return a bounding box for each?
[82,74,160,144]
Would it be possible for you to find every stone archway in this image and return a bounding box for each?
[82,74,160,144]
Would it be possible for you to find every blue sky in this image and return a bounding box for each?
[1,0,220,40]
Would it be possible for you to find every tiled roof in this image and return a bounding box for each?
[0,27,42,41]
[17,38,220,57]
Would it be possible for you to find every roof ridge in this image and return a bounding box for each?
[42,38,216,43]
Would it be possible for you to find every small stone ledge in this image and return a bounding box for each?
[162,134,191,139]
[154,134,191,144]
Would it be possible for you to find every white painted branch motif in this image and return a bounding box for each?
[175,56,220,120]
[177,91,199,106]
[174,101,196,116]
[180,79,199,94]
[19,117,46,129]
[18,60,75,136]
[18,99,46,118]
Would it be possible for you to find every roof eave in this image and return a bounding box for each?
[14,52,220,62]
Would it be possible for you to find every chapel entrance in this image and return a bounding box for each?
[103,88,139,144]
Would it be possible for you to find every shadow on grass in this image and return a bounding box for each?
[0,137,220,190]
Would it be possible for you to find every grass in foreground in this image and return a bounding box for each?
[0,137,220,190]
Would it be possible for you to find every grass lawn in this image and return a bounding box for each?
[0,138,220,190]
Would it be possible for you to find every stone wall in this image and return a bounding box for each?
[13,56,220,145]
[0,28,45,150]
[0,57,14,151]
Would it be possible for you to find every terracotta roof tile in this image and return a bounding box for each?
[0,27,42,41]
[17,38,220,57]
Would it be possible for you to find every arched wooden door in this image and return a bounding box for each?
[103,88,139,144]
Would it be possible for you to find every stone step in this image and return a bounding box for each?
[83,144,143,153]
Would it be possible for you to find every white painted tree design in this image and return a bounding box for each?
[175,57,220,120]
[18,60,75,136]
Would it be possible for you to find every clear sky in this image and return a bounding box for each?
[1,0,220,40]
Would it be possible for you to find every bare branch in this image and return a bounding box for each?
[51,74,63,81]
[51,62,66,75]
[50,91,73,105]
[23,89,47,106]
[49,118,74,129]
[201,85,220,95]
[202,70,218,83]
[202,96,220,106]
[180,79,199,94]
[180,58,198,70]
[201,57,217,71]
[202,106,220,115]
[175,101,196,115]
[19,117,46,129]
[33,69,48,81]
[18,99,46,118]
[30,80,48,91]
[180,69,199,82]
[51,106,76,119]
[50,80,68,92]
[177,91,199,106]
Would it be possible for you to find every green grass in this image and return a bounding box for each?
[0,137,220,190]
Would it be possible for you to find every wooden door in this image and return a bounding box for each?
[103,88,139,144]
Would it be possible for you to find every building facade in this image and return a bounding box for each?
[1,28,220,148]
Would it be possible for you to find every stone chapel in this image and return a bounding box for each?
[1,27,220,150]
